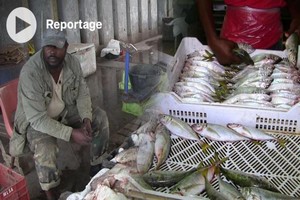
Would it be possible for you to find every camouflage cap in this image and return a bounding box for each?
[42,29,67,48]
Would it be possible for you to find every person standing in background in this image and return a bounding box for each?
[196,0,300,65]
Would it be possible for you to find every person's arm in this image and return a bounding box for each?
[285,0,300,37]
[196,0,241,65]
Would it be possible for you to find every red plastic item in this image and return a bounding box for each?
[0,79,18,138]
[221,6,282,49]
[0,163,30,200]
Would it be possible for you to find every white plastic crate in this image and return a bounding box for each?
[117,124,300,199]
[139,37,300,198]
[150,92,300,134]
[67,43,96,77]
[153,37,300,134]
[149,133,300,198]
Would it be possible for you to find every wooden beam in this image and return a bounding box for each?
[78,0,100,52]
[126,0,140,43]
[149,0,158,36]
[139,0,149,40]
[98,0,115,46]
[113,0,128,41]
[57,0,81,43]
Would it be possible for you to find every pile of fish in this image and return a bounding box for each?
[173,33,300,110]
[82,114,298,199]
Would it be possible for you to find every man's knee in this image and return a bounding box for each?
[34,141,58,165]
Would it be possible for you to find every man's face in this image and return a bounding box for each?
[43,43,68,69]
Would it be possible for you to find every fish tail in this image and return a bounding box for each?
[252,140,263,146]
[201,167,209,180]
[200,141,210,153]
[211,152,228,168]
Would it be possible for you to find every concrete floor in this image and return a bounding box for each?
[0,38,176,199]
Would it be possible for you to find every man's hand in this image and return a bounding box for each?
[71,128,92,146]
[209,38,242,66]
[285,18,300,38]
[82,118,92,137]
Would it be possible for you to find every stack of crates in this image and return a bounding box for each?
[0,164,30,200]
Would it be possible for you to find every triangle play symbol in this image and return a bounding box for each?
[16,16,31,34]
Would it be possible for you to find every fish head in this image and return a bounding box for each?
[191,123,206,133]
[232,48,254,66]
[286,32,299,48]
[227,123,242,130]
[159,114,172,125]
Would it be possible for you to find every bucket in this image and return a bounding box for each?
[129,64,161,93]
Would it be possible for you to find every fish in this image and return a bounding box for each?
[227,123,276,141]
[240,187,299,200]
[238,42,255,54]
[227,87,270,98]
[271,90,299,100]
[176,91,216,103]
[136,134,155,174]
[218,176,245,200]
[272,96,298,106]
[232,64,274,84]
[132,118,158,135]
[285,32,299,66]
[243,78,273,89]
[252,53,282,65]
[171,165,215,196]
[191,123,249,142]
[159,114,202,142]
[181,70,225,82]
[131,174,153,190]
[113,147,138,164]
[179,77,216,92]
[142,168,197,187]
[186,60,225,74]
[268,82,300,92]
[175,82,214,95]
[232,74,272,88]
[223,93,271,104]
[220,167,280,193]
[233,48,254,65]
[232,99,274,108]
[205,173,231,200]
[154,124,171,169]
[180,73,221,86]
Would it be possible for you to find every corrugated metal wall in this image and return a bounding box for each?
[0,0,175,52]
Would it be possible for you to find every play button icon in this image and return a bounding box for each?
[6,7,37,43]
